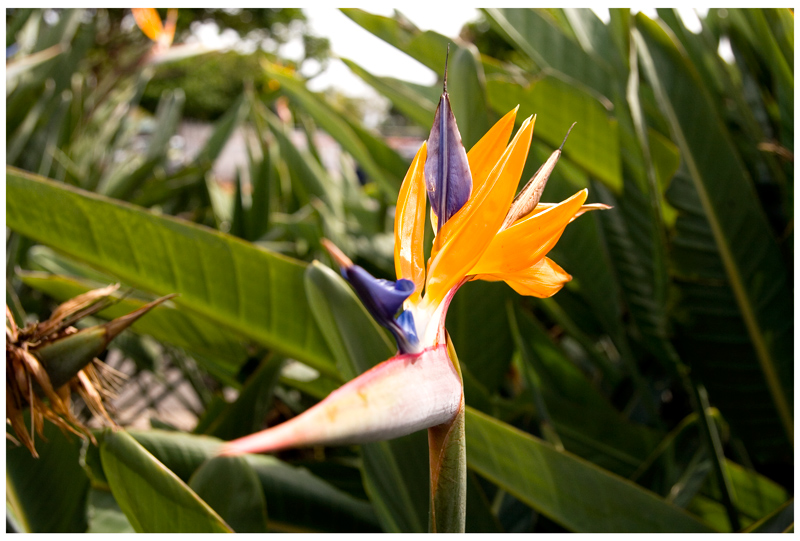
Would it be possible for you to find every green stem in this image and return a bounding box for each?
[428,335,467,533]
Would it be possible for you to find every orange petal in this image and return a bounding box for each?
[472,189,588,275]
[425,116,535,305]
[475,257,571,298]
[162,8,178,47]
[467,106,518,195]
[394,142,427,302]
[470,189,588,275]
[132,8,164,43]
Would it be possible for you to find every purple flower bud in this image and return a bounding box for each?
[424,63,472,232]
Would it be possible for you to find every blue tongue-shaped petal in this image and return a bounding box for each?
[424,62,472,232]
[344,266,414,323]
[344,266,418,353]
[322,239,420,353]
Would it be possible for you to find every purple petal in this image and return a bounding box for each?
[219,344,462,455]
[424,90,472,231]
[343,265,417,352]
[345,266,413,321]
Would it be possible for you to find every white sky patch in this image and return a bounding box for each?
[186,21,239,50]
[718,36,736,64]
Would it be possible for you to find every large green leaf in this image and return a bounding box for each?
[6,415,90,533]
[465,407,715,532]
[635,15,793,452]
[6,167,337,378]
[563,8,627,78]
[189,456,269,533]
[510,302,660,476]
[486,76,622,191]
[85,489,135,533]
[304,262,429,532]
[127,429,380,532]
[482,8,617,103]
[99,430,232,533]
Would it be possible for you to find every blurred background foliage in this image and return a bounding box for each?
[6,7,794,533]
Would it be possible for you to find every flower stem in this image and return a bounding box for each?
[427,334,466,533]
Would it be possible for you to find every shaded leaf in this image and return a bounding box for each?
[6,414,89,533]
[128,429,380,532]
[636,15,793,455]
[99,430,232,533]
[465,407,715,532]
[86,489,135,533]
[189,456,269,533]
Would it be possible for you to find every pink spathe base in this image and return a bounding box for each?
[219,344,462,456]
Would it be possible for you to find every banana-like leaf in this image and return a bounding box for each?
[657,9,789,224]
[195,94,250,168]
[189,456,269,533]
[482,8,616,103]
[85,489,135,533]
[304,261,429,532]
[635,15,793,453]
[465,471,504,532]
[487,76,622,191]
[465,407,715,532]
[721,459,788,526]
[726,9,793,147]
[510,302,661,476]
[6,167,337,378]
[563,8,627,78]
[6,413,90,533]
[99,430,232,533]
[127,429,380,532]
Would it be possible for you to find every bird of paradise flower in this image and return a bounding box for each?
[221,58,608,532]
